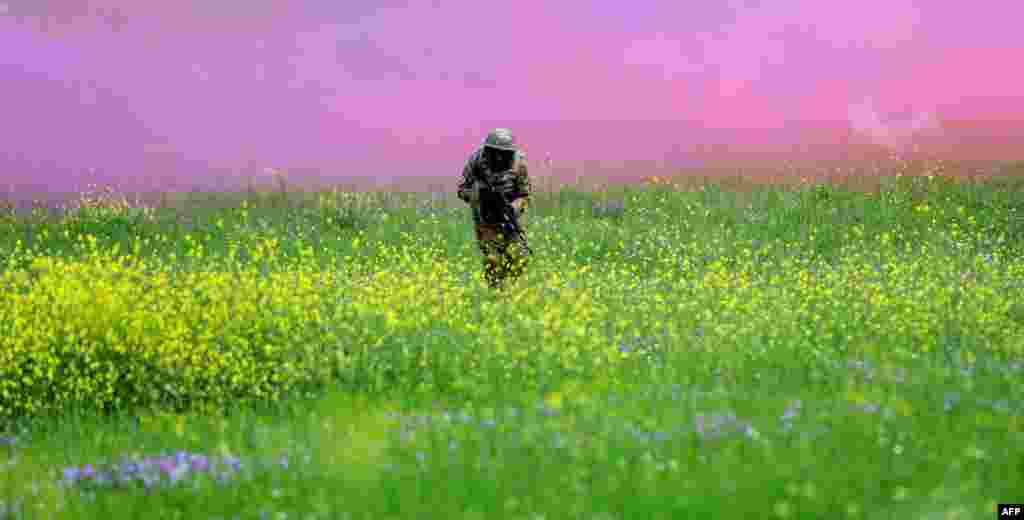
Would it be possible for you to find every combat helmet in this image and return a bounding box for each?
[482,128,518,151]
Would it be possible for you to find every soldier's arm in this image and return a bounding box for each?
[456,153,479,204]
[510,153,532,213]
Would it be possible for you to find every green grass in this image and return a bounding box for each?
[0,170,1022,519]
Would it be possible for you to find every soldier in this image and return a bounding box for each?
[457,128,532,289]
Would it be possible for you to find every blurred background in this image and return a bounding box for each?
[1,0,1022,203]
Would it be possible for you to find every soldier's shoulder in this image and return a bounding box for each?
[465,148,485,165]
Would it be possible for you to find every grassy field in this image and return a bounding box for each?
[0,166,1022,519]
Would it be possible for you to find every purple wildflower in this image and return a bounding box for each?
[62,467,80,485]
[94,471,112,486]
[190,455,211,472]
[156,457,177,476]
[223,455,241,472]
[782,400,802,421]
[58,450,297,493]
[120,461,141,476]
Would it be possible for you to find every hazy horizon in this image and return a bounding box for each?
[2,1,1022,194]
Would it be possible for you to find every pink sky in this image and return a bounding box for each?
[1,0,1022,192]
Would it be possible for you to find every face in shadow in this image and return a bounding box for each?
[484,147,516,172]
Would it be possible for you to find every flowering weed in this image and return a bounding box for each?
[0,171,1021,518]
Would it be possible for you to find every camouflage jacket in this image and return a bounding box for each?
[457,148,532,225]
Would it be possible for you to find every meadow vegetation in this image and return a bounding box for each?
[0,164,1022,519]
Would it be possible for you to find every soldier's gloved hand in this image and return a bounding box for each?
[510,197,527,217]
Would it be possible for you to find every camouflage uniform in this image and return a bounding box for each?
[457,129,532,289]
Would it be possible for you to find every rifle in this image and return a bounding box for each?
[476,172,532,256]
